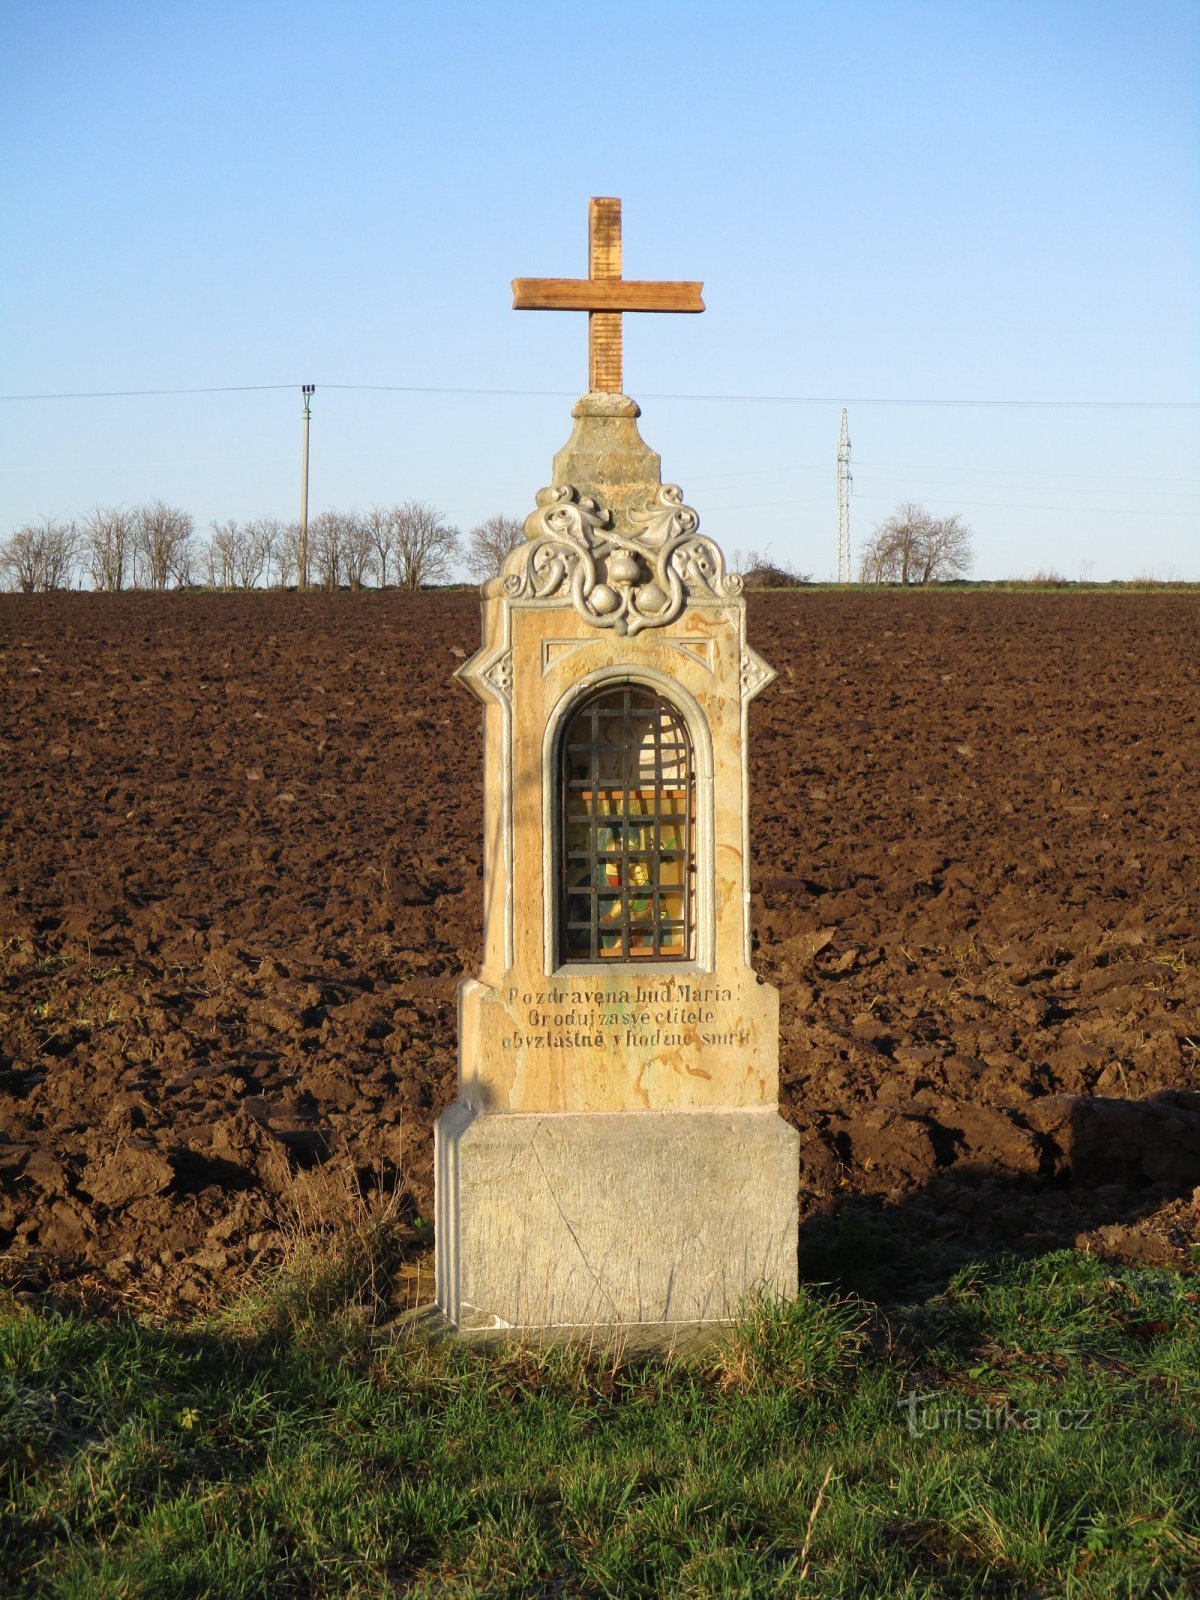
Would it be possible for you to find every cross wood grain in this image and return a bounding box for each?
[511,279,706,312]
[513,196,704,393]
[588,196,624,393]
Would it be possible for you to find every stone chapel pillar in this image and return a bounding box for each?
[434,200,798,1330]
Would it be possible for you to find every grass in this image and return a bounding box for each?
[3,1229,1199,1599]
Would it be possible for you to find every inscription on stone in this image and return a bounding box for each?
[501,983,749,1053]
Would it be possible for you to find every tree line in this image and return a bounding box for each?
[0,506,527,593]
[3,498,975,592]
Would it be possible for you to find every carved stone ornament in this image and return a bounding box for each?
[740,644,777,703]
[480,646,513,704]
[454,642,513,708]
[501,483,743,636]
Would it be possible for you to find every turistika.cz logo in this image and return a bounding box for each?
[899,1390,1095,1438]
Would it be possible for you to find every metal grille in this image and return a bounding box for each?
[560,685,694,962]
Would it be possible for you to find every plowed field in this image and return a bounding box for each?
[2,590,1198,1311]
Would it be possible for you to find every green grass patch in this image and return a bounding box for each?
[3,1242,1198,1598]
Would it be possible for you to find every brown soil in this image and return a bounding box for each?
[1,590,1198,1312]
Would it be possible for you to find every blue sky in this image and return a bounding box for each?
[2,0,1197,580]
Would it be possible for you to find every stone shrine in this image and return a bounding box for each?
[435,198,799,1329]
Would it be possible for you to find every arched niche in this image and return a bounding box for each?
[550,678,714,968]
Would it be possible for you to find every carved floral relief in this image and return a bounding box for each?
[501,483,743,636]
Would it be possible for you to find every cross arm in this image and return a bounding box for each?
[512,278,705,313]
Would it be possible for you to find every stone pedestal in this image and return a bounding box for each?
[436,1105,797,1329]
[435,393,798,1330]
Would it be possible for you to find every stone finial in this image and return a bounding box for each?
[551,393,662,519]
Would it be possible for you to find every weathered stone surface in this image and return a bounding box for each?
[382,1300,734,1357]
[452,434,779,1116]
[436,1105,799,1328]
[436,336,798,1329]
[551,393,662,519]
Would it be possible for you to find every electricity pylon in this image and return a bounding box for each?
[836,408,852,583]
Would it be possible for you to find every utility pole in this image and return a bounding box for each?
[299,384,315,591]
[836,407,852,583]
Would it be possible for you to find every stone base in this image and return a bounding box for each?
[380,1302,735,1357]
[434,1104,799,1330]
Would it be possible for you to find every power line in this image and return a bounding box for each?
[857,461,1200,484]
[703,494,1197,519]
[707,496,831,512]
[851,494,1197,517]
[645,394,1199,411]
[704,496,838,508]
[855,473,1199,499]
[687,461,1200,489]
[329,386,1200,410]
[0,384,298,400]
[1,381,1197,409]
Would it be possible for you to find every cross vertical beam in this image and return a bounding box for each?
[512,196,704,396]
[588,197,623,394]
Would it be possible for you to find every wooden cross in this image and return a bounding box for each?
[512,197,704,394]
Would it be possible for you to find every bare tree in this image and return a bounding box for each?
[392,500,461,590]
[365,505,398,587]
[240,517,287,587]
[135,500,193,590]
[308,510,345,591]
[340,511,374,590]
[174,538,195,589]
[0,517,79,592]
[39,518,78,590]
[232,523,266,589]
[197,518,264,590]
[82,506,134,591]
[916,512,972,584]
[466,514,525,581]
[1,529,43,592]
[858,502,928,584]
[1,529,41,592]
[205,519,240,588]
[272,521,301,588]
[859,502,973,584]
